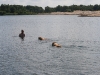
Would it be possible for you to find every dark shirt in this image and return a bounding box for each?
[19,33,25,38]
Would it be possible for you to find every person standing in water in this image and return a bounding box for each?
[19,30,25,39]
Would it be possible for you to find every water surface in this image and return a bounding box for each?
[0,15,100,75]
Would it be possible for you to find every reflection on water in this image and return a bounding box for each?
[0,15,100,75]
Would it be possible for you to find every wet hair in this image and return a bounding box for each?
[21,30,24,33]
[38,37,45,40]
[52,42,56,46]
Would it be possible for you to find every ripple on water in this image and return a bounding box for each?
[0,15,100,75]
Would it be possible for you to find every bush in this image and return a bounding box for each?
[0,11,6,15]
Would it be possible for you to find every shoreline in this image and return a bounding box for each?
[1,11,100,17]
[38,11,100,17]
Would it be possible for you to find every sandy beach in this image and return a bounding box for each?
[39,10,100,17]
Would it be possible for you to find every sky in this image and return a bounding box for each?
[0,0,99,8]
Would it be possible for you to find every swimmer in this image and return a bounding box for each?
[38,37,46,40]
[52,42,61,47]
[19,30,25,39]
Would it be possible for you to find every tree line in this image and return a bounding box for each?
[0,4,100,15]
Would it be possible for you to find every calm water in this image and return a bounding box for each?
[0,15,100,75]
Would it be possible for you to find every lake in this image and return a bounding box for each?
[0,15,100,75]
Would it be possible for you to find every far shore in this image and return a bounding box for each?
[38,10,100,17]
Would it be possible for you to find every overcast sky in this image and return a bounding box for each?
[0,0,99,8]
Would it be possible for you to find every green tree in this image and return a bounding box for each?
[45,6,51,13]
[93,4,99,10]
[56,5,62,12]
